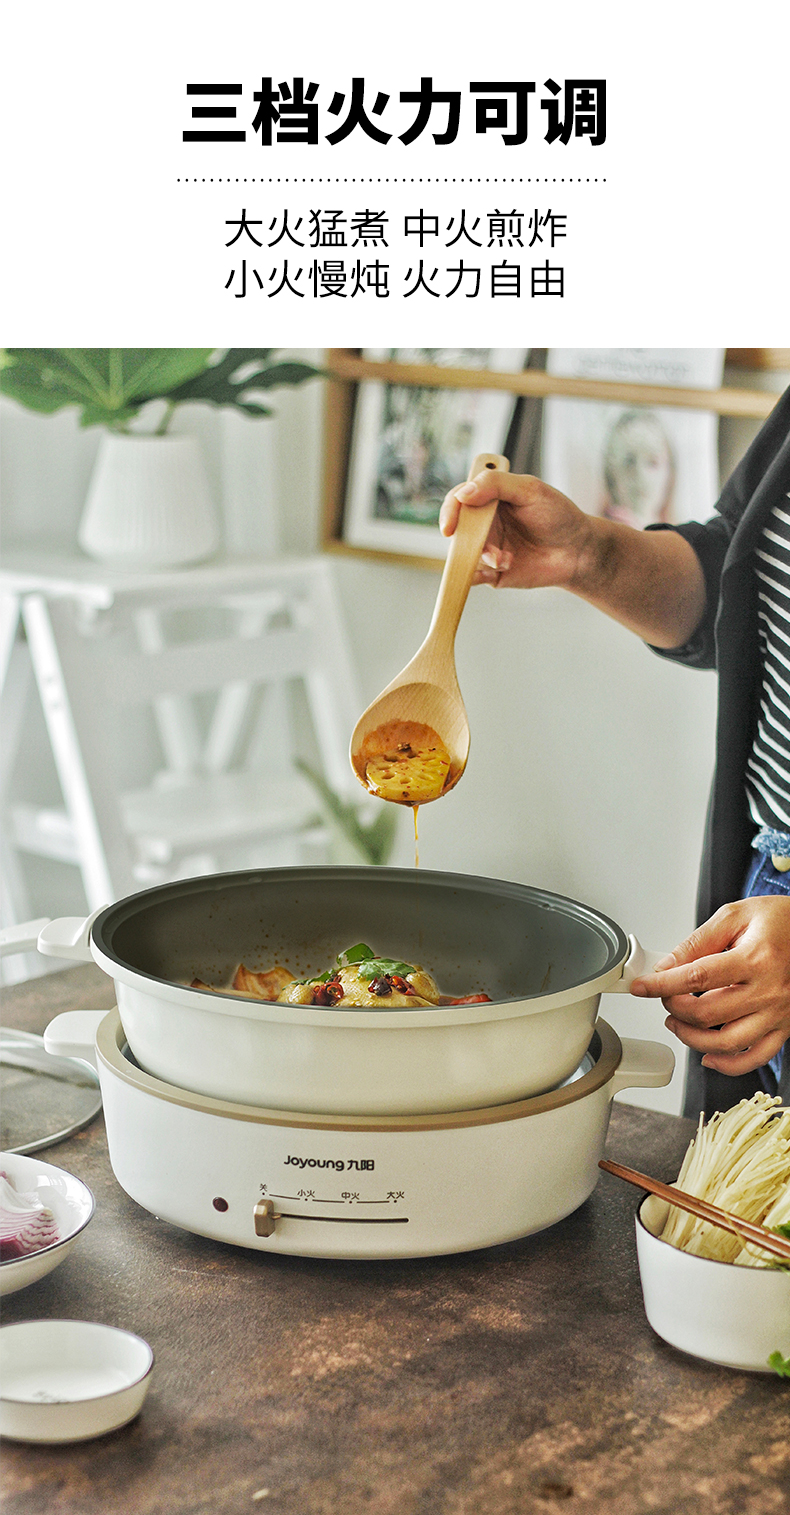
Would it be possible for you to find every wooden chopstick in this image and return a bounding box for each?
[598,1158,790,1262]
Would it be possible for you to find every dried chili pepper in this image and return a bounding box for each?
[312,977,343,1006]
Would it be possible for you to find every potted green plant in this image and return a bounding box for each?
[0,349,318,567]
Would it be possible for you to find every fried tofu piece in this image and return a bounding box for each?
[232,963,295,1000]
[190,965,295,1001]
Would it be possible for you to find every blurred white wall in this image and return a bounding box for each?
[1,356,787,1113]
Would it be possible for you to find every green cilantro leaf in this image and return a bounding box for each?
[356,958,415,980]
[338,943,375,965]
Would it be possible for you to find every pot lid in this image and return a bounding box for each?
[0,1030,102,1155]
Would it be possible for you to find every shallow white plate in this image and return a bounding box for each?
[636,1194,790,1373]
[0,1320,154,1442]
[0,1151,95,1296]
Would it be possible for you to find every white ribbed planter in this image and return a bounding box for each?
[78,434,220,567]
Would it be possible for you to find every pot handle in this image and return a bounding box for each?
[37,908,106,962]
[43,1010,108,1070]
[0,919,52,956]
[610,1037,675,1097]
[609,934,666,993]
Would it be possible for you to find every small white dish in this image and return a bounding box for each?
[636,1194,790,1373]
[0,1152,95,1296]
[0,1321,154,1442]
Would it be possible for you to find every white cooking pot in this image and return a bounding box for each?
[43,1010,674,1259]
[7,867,664,1116]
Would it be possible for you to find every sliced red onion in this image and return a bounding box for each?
[0,1172,60,1260]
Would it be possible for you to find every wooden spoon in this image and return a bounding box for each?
[350,452,509,801]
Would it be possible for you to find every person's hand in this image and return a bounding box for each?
[438,470,596,590]
[438,467,706,648]
[630,896,790,1075]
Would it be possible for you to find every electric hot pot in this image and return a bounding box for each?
[32,867,674,1259]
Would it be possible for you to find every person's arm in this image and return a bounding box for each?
[439,471,707,649]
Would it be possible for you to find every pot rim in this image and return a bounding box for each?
[96,1009,622,1131]
[88,866,631,1026]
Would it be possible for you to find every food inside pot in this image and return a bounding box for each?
[190,942,492,1010]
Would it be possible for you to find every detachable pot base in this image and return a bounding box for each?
[95,1012,670,1259]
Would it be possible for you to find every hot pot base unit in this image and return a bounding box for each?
[89,1011,673,1260]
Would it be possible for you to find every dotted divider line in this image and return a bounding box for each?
[176,177,606,184]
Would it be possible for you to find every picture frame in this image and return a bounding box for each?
[541,349,726,528]
[341,348,528,560]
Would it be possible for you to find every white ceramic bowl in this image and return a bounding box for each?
[0,1321,154,1442]
[636,1194,790,1373]
[0,1152,95,1296]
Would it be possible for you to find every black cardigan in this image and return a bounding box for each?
[650,387,790,924]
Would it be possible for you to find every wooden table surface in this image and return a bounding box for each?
[2,966,788,1515]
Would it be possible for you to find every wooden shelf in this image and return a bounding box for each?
[322,348,783,562]
[326,352,778,418]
